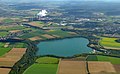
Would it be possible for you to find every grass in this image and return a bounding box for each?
[36,21,45,24]
[29,21,45,27]
[47,30,71,37]
[2,18,14,23]
[0,42,5,47]
[24,57,59,74]
[0,32,9,37]
[14,43,27,48]
[19,28,75,39]
[23,64,58,74]
[20,30,45,39]
[7,26,26,31]
[87,55,120,64]
[0,26,26,31]
[86,55,98,61]
[99,37,120,48]
[0,42,12,56]
[0,48,11,56]
[97,55,120,64]
[9,42,26,48]
[36,57,59,64]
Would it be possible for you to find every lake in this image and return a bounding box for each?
[37,37,92,57]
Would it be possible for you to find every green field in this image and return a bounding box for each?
[36,57,59,64]
[9,43,27,48]
[0,32,9,37]
[20,30,72,39]
[7,26,26,31]
[0,25,26,31]
[0,42,12,56]
[14,43,26,48]
[24,57,59,74]
[0,48,11,56]
[24,64,58,74]
[99,37,120,48]
[2,18,14,23]
[19,29,73,39]
[97,55,120,64]
[0,43,5,47]
[87,55,120,64]
[86,55,98,61]
[47,30,72,37]
[20,30,46,39]
[36,21,45,25]
[0,42,26,57]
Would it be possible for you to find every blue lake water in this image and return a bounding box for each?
[37,37,92,57]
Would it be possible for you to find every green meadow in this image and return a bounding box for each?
[99,37,120,48]
[87,55,120,64]
[0,48,11,56]
[24,64,58,74]
[0,42,11,56]
[47,30,72,37]
[0,32,9,37]
[23,57,59,74]
[36,57,59,64]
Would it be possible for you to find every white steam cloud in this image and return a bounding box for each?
[37,10,48,17]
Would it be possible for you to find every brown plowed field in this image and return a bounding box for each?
[9,30,21,33]
[52,35,61,38]
[42,34,55,39]
[114,65,120,74]
[58,60,87,74]
[88,62,116,74]
[0,68,11,74]
[28,22,43,27]
[29,36,43,41]
[0,48,26,74]
[68,32,77,35]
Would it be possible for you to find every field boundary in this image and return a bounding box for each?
[56,59,61,74]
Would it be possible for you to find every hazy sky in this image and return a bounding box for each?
[1,0,120,3]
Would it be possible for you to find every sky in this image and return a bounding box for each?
[1,0,120,3]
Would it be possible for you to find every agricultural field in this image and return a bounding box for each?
[41,34,55,39]
[86,55,98,61]
[36,57,59,64]
[0,48,11,56]
[29,36,43,41]
[88,61,116,74]
[0,42,27,57]
[0,68,11,74]
[47,30,73,37]
[0,42,6,47]
[23,57,59,74]
[28,21,45,27]
[0,25,27,31]
[0,20,77,40]
[0,48,27,67]
[24,64,58,74]
[2,18,14,23]
[19,29,46,39]
[87,55,120,64]
[0,18,22,23]
[0,32,9,37]
[58,60,86,74]
[20,28,76,40]
[0,42,11,56]
[9,42,27,48]
[6,26,27,31]
[99,37,120,49]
